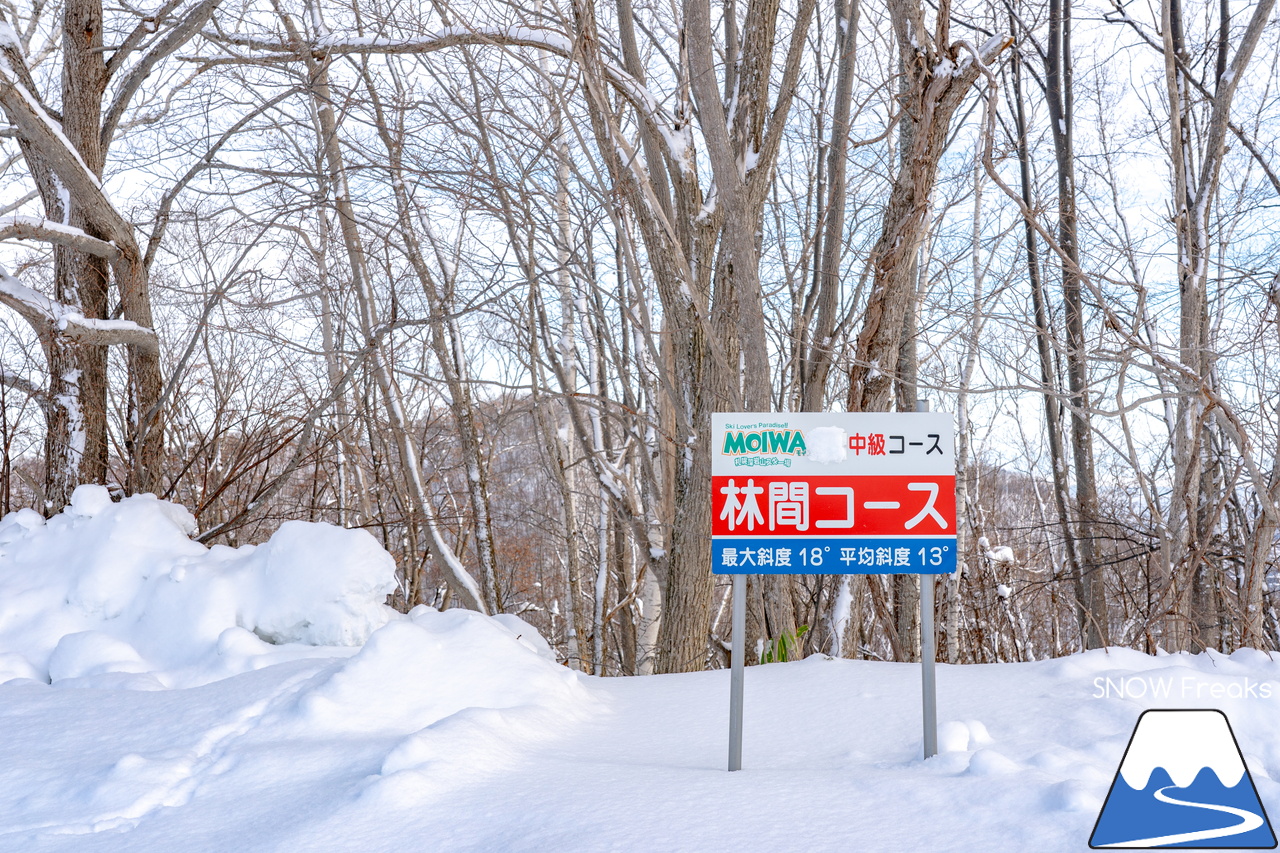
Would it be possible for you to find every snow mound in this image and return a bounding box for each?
[967,748,1019,776]
[0,651,42,683]
[1045,779,1100,813]
[939,719,994,752]
[294,606,591,738]
[938,721,971,753]
[0,487,398,685]
[229,520,398,646]
[48,631,151,681]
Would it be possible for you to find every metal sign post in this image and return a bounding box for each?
[916,399,938,760]
[728,573,746,771]
[920,572,938,759]
[713,411,955,771]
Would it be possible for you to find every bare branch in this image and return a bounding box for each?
[101,0,223,149]
[204,25,684,160]
[144,86,300,269]
[0,14,60,122]
[103,0,187,79]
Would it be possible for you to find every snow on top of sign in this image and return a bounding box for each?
[805,426,847,464]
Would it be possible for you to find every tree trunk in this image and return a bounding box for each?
[1161,0,1275,649]
[800,0,860,411]
[2,0,169,508]
[293,16,487,613]
[1009,26,1086,651]
[848,16,1008,413]
[1046,0,1107,647]
[47,0,112,506]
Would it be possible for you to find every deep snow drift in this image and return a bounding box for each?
[1,493,1279,851]
[0,486,400,688]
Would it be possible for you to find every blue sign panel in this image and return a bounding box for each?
[712,536,955,574]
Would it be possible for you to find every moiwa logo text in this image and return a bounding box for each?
[721,427,807,456]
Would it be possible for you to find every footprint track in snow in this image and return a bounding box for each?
[8,669,321,838]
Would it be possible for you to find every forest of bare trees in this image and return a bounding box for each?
[1,0,1278,675]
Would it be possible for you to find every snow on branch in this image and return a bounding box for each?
[62,316,159,350]
[953,35,1012,79]
[0,367,43,402]
[0,22,20,51]
[0,266,158,352]
[0,216,120,259]
[0,62,136,252]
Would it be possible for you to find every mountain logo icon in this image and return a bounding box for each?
[1090,709,1277,848]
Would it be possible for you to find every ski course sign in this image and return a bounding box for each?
[711,412,956,575]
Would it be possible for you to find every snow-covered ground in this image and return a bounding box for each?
[2,491,1279,851]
